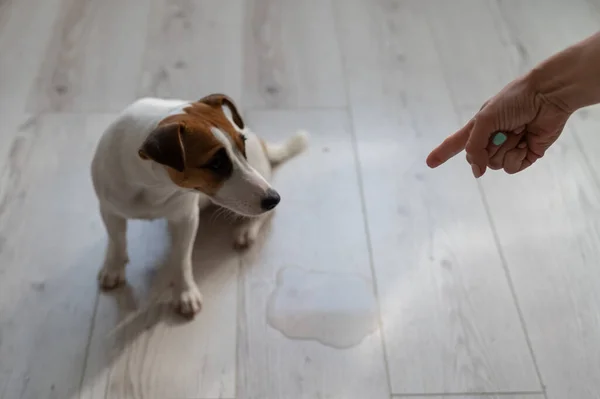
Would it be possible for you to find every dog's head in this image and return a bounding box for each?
[138,94,279,217]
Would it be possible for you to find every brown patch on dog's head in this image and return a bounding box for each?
[138,94,248,196]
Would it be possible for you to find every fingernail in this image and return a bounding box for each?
[492,132,507,146]
[471,164,482,178]
[518,142,527,149]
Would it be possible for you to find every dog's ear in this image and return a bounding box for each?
[138,123,185,172]
[198,93,245,130]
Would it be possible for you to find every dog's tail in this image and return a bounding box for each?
[263,130,309,165]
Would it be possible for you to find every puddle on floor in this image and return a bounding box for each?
[267,266,379,349]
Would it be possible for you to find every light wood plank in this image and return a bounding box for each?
[81,212,238,399]
[0,114,111,399]
[243,0,346,108]
[334,0,540,394]
[0,0,63,113]
[27,0,152,112]
[137,0,244,102]
[395,396,544,399]
[423,1,600,398]
[236,110,390,399]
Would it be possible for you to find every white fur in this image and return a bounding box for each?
[91,97,307,316]
[209,127,271,216]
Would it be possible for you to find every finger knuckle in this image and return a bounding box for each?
[504,165,520,174]
[488,156,503,170]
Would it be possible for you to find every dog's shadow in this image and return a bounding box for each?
[77,205,270,397]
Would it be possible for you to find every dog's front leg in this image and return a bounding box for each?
[98,206,128,289]
[168,211,202,317]
[233,213,273,250]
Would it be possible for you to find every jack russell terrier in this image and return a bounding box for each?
[91,94,307,317]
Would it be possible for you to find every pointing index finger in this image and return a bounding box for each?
[426,118,474,168]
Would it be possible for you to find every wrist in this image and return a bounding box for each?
[528,32,600,113]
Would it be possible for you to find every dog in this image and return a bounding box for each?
[91,94,307,317]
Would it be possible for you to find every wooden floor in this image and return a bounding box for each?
[1,0,600,398]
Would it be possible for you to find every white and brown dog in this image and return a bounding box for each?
[91,94,307,317]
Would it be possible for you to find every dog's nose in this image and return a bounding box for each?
[261,189,281,211]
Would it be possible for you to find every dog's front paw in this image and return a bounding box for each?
[98,267,126,290]
[233,224,259,250]
[173,285,203,317]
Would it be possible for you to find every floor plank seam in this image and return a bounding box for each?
[77,288,101,397]
[15,111,119,117]
[477,185,547,397]
[233,256,244,399]
[390,390,544,397]
[20,107,349,115]
[243,106,349,112]
[330,1,394,396]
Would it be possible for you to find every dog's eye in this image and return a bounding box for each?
[206,156,222,171]
[201,148,232,176]
[240,134,247,142]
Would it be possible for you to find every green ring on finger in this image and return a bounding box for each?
[492,132,507,146]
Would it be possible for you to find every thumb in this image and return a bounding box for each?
[426,118,474,168]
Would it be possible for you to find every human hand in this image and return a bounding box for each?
[426,75,572,177]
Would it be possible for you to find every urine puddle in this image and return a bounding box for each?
[266,267,379,349]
